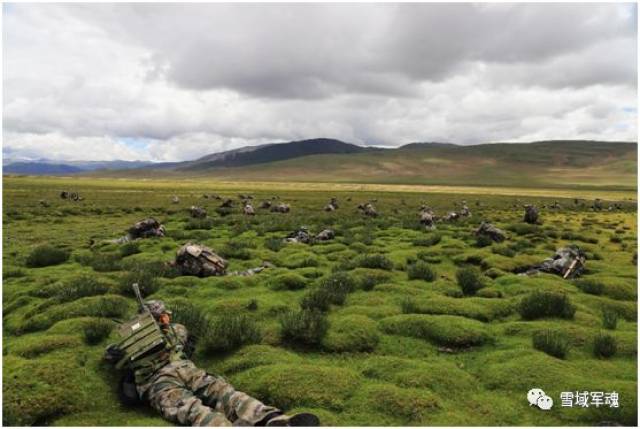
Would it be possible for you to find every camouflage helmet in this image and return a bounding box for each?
[144,300,172,318]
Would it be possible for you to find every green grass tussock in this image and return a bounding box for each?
[518,291,576,320]
[203,313,262,353]
[322,315,380,352]
[456,266,486,296]
[379,314,493,347]
[25,245,70,268]
[401,295,513,322]
[532,329,571,359]
[279,309,329,346]
[231,364,361,411]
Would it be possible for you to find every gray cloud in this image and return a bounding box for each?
[2,3,637,162]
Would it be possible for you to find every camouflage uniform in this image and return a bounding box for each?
[174,243,228,277]
[108,316,279,426]
[110,218,165,244]
[523,205,539,224]
[243,204,255,216]
[324,198,338,212]
[220,199,234,208]
[443,211,459,222]
[524,245,586,278]
[286,227,311,244]
[358,203,377,217]
[475,222,506,242]
[315,229,335,241]
[419,207,436,230]
[271,203,290,213]
[190,206,208,219]
[129,218,166,239]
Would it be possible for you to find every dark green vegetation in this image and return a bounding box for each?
[532,330,571,359]
[2,176,637,426]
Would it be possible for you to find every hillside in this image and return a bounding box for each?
[176,138,371,171]
[106,140,637,191]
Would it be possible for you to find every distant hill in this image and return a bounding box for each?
[142,139,637,190]
[65,139,639,190]
[3,162,85,175]
[2,160,154,175]
[175,138,373,171]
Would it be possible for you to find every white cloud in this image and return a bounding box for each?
[2,3,637,162]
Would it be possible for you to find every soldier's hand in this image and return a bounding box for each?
[104,344,125,363]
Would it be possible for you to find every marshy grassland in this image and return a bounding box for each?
[2,176,637,426]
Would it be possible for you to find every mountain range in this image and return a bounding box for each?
[3,138,637,190]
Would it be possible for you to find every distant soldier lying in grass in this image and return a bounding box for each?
[105,296,319,427]
[523,244,586,278]
[106,218,166,245]
[171,243,272,277]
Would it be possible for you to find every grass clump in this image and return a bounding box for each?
[412,233,442,247]
[401,295,512,322]
[83,319,114,345]
[602,307,618,330]
[318,272,356,305]
[507,223,539,235]
[407,261,437,282]
[18,295,130,334]
[79,252,122,272]
[50,275,110,304]
[593,333,617,358]
[355,254,393,270]
[280,309,329,346]
[300,272,355,312]
[379,314,492,348]
[354,269,392,291]
[322,315,379,352]
[268,273,308,291]
[12,335,82,358]
[475,234,493,248]
[300,288,332,312]
[518,291,576,320]
[265,237,284,252]
[574,279,604,295]
[119,269,159,297]
[532,329,570,359]
[220,240,253,260]
[456,267,485,296]
[168,299,211,339]
[3,355,85,425]
[25,245,69,268]
[203,314,261,353]
[232,364,360,410]
[185,218,214,230]
[360,384,439,423]
[491,245,515,258]
[119,242,140,258]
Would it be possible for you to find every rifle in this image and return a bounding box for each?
[563,258,579,279]
[132,282,146,313]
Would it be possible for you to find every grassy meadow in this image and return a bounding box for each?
[2,176,638,426]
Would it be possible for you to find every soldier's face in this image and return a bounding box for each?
[158,313,170,325]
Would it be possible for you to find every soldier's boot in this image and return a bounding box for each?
[263,412,320,427]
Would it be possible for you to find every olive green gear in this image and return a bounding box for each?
[114,311,167,370]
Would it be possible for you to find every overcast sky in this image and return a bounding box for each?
[3,2,637,162]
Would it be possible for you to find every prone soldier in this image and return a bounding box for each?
[105,288,319,427]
